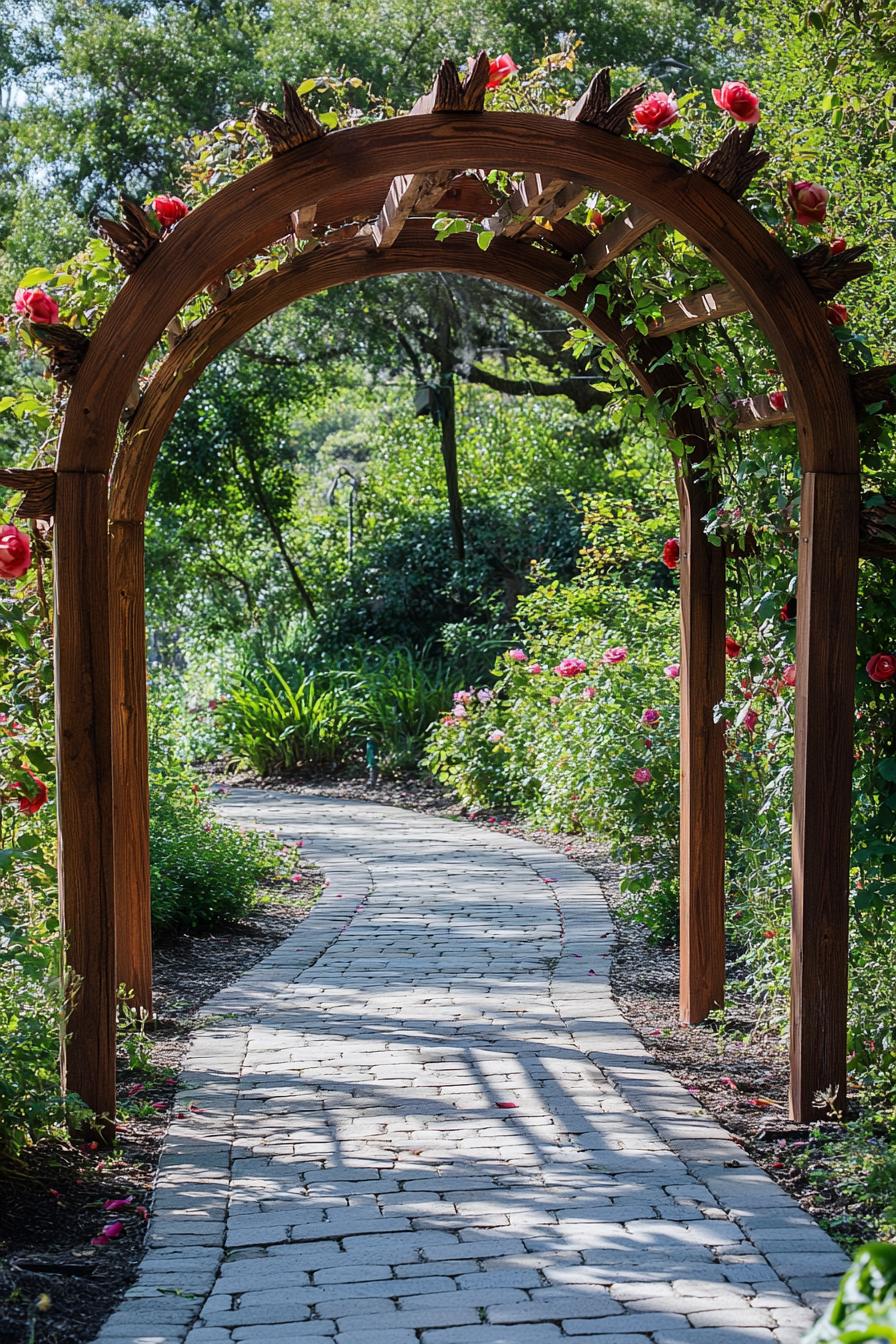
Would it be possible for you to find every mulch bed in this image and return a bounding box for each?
[0,872,320,1344]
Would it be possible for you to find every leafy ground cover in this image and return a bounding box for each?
[0,865,321,1344]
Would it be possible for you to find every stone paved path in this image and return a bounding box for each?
[94,790,848,1344]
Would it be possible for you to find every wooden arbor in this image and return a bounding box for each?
[4,57,891,1133]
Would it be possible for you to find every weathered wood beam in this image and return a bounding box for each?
[648,283,745,337]
[733,364,896,430]
[363,53,490,250]
[28,323,91,383]
[648,242,873,339]
[94,196,159,274]
[482,69,646,242]
[581,206,659,277]
[0,467,57,518]
[252,81,326,156]
[697,124,770,200]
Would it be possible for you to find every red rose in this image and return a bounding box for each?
[662,537,680,570]
[13,287,59,325]
[743,707,759,733]
[825,302,849,327]
[0,524,32,580]
[769,391,787,412]
[781,664,797,687]
[787,180,829,226]
[486,54,518,90]
[829,237,846,255]
[152,195,190,229]
[15,769,49,815]
[780,597,797,622]
[711,80,761,124]
[587,208,605,231]
[725,635,741,659]
[866,653,896,683]
[632,91,679,134]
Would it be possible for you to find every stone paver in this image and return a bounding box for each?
[93,791,847,1344]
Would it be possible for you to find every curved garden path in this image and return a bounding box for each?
[94,790,848,1344]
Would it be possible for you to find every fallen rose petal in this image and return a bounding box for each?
[126,1083,144,1097]
[103,1197,134,1212]
[136,1205,149,1220]
[90,1235,110,1247]
[151,1101,168,1112]
[495,1101,519,1109]
[100,1221,124,1239]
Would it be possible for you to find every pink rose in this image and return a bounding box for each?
[528,663,543,675]
[486,54,518,90]
[641,708,661,725]
[663,663,680,679]
[487,729,504,743]
[787,180,829,227]
[781,664,797,688]
[152,194,189,228]
[662,538,680,570]
[602,646,628,665]
[581,686,597,701]
[453,690,473,703]
[632,91,679,134]
[452,703,467,718]
[743,708,759,733]
[13,287,59,324]
[632,767,652,786]
[711,80,761,124]
[549,695,561,706]
[507,648,527,662]
[0,524,32,580]
[866,653,896,683]
[14,769,48,815]
[554,656,588,678]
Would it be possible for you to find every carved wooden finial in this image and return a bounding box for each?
[570,70,647,135]
[252,82,326,155]
[460,51,491,112]
[94,195,159,273]
[28,322,91,383]
[794,242,873,298]
[696,124,770,199]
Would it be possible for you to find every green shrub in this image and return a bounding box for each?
[219,665,354,775]
[148,753,279,934]
[808,1242,896,1343]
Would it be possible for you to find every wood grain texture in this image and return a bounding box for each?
[0,467,56,518]
[109,520,153,1019]
[54,472,116,1140]
[677,468,727,1023]
[790,471,859,1120]
[648,283,744,337]
[581,207,659,276]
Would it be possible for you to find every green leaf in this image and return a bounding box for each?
[476,229,494,252]
[17,267,55,287]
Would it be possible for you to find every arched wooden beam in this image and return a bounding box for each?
[55,110,857,1130]
[60,113,855,476]
[107,220,726,1041]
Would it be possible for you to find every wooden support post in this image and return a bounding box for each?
[790,471,858,1120]
[54,472,117,1141]
[678,469,727,1024]
[109,519,153,1020]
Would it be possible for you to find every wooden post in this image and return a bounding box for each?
[678,469,727,1023]
[109,519,153,1020]
[54,472,117,1140]
[790,470,859,1120]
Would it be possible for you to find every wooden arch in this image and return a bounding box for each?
[5,61,882,1134]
